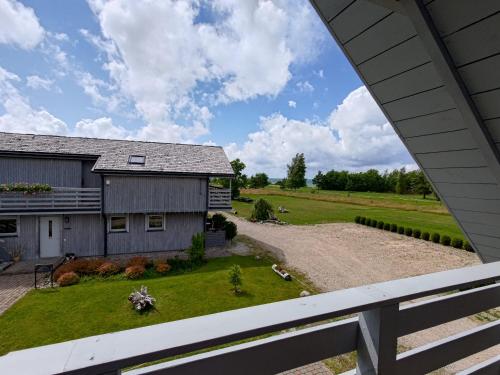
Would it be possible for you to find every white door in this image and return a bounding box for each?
[40,216,62,258]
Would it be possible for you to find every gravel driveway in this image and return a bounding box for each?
[228,215,499,373]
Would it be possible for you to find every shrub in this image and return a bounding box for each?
[377,221,384,229]
[251,199,274,221]
[354,216,361,224]
[0,182,52,194]
[359,217,366,225]
[98,262,120,277]
[398,226,405,235]
[127,256,149,268]
[405,227,413,237]
[224,221,237,241]
[451,238,463,249]
[366,218,372,226]
[413,229,421,239]
[384,223,391,231]
[57,272,80,287]
[463,240,475,252]
[211,213,227,229]
[441,235,451,246]
[54,258,104,281]
[371,219,378,228]
[155,262,171,274]
[125,265,146,279]
[390,224,397,232]
[431,233,440,243]
[228,264,242,294]
[188,232,205,264]
[422,232,430,241]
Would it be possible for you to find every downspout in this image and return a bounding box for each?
[204,178,209,234]
[101,174,108,257]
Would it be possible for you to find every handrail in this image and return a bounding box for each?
[208,186,231,210]
[0,262,498,374]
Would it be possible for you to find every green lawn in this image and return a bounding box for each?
[0,256,303,355]
[233,194,464,240]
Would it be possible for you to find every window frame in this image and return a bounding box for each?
[108,215,129,233]
[145,214,165,232]
[128,155,146,165]
[0,216,19,237]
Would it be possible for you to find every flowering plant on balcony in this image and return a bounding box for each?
[0,183,52,194]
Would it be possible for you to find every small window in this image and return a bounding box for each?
[0,217,18,237]
[109,215,128,233]
[146,214,164,231]
[128,155,146,165]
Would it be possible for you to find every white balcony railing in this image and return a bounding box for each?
[0,187,101,213]
[0,262,499,374]
[208,186,231,210]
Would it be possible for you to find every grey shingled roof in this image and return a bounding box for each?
[0,132,234,176]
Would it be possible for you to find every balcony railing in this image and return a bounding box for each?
[0,187,101,213]
[208,186,232,210]
[0,262,498,374]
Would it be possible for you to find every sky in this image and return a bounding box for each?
[0,0,415,178]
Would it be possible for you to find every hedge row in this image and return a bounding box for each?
[354,216,474,252]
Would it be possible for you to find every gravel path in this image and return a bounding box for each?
[228,215,499,373]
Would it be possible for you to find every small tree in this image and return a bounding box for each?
[248,173,270,188]
[395,168,408,195]
[414,170,432,199]
[228,264,242,294]
[252,199,274,221]
[224,221,237,241]
[211,213,227,230]
[188,233,205,264]
[286,153,307,189]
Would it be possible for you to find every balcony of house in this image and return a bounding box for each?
[208,185,232,210]
[0,187,102,214]
[1,261,499,374]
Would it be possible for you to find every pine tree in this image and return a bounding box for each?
[286,153,306,189]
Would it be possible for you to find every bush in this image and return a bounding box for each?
[0,182,52,194]
[377,221,384,229]
[384,223,391,231]
[405,227,413,237]
[126,256,149,268]
[54,258,104,281]
[463,240,475,252]
[451,238,463,249]
[58,272,80,287]
[431,233,440,243]
[441,235,451,246]
[188,232,205,264]
[125,265,146,279]
[422,232,430,241]
[155,262,171,274]
[366,218,372,226]
[251,199,274,221]
[413,229,421,239]
[228,264,242,294]
[398,226,405,235]
[359,217,366,225]
[371,219,378,228]
[390,224,397,232]
[98,262,120,277]
[224,221,237,241]
[354,216,361,224]
[211,213,227,229]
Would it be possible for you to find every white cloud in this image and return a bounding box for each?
[225,86,413,177]
[73,117,128,139]
[76,71,120,112]
[84,0,324,142]
[296,80,314,93]
[314,69,324,78]
[26,75,54,90]
[288,100,296,108]
[0,0,44,49]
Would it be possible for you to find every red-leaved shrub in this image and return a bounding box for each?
[126,256,149,268]
[54,258,105,281]
[125,265,145,279]
[58,272,80,287]
[155,262,171,274]
[97,262,120,276]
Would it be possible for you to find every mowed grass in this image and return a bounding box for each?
[233,194,464,240]
[0,256,303,355]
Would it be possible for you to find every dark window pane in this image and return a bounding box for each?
[48,220,53,238]
[0,219,17,234]
[111,216,127,231]
[148,215,163,229]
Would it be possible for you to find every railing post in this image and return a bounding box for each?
[356,304,398,374]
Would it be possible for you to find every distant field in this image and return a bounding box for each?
[233,188,464,240]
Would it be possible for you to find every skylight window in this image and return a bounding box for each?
[128,155,146,165]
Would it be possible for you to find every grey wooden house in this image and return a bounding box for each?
[0,132,233,260]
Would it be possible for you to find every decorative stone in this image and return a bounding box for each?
[300,290,311,297]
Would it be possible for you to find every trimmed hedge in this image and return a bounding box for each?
[359,217,366,225]
[405,227,413,237]
[451,238,463,249]
[441,235,451,246]
[390,224,397,232]
[431,233,440,243]
[413,229,421,239]
[377,221,384,229]
[371,219,378,228]
[421,232,430,241]
[354,216,361,224]
[463,240,475,252]
[366,218,372,226]
[384,223,391,231]
[398,226,405,235]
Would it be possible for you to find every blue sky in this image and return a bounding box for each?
[0,0,414,177]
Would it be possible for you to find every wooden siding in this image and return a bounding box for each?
[62,214,104,257]
[107,213,204,254]
[1,216,38,260]
[82,160,101,188]
[311,0,500,262]
[104,176,207,214]
[0,157,82,187]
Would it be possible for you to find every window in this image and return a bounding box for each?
[0,217,18,237]
[146,214,164,231]
[128,155,146,165]
[109,215,128,232]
